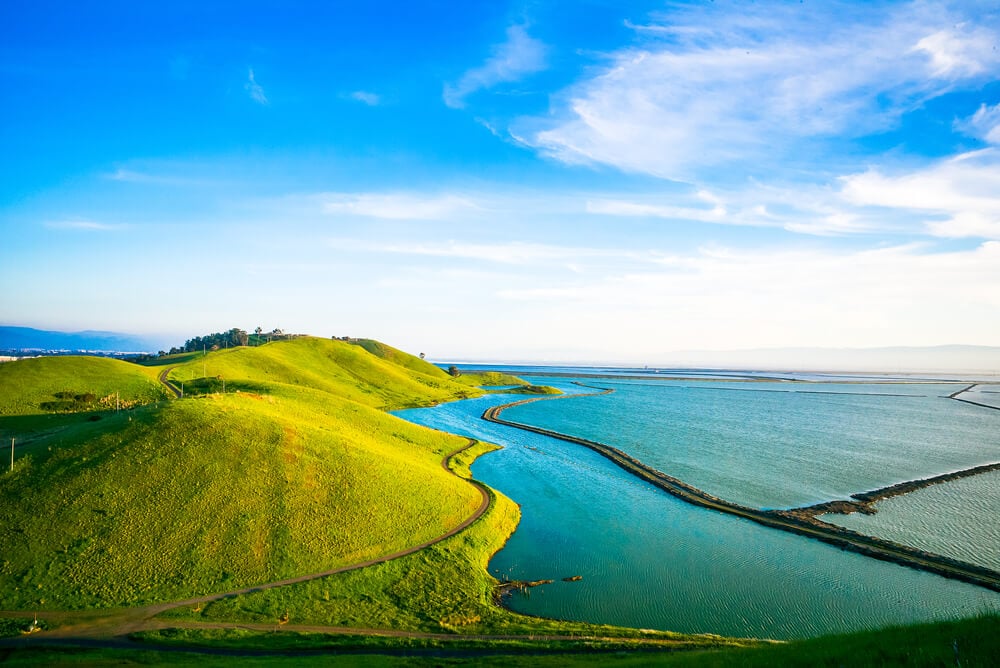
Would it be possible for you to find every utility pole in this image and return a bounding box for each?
[9,437,13,472]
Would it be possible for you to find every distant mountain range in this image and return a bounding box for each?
[0,326,163,353]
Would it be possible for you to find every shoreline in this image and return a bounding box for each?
[481,388,1000,594]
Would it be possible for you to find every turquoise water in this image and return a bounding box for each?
[501,379,1000,508]
[961,383,1000,410]
[825,470,1000,571]
[395,379,1000,639]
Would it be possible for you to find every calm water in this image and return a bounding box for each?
[502,378,1000,508]
[394,376,1000,639]
[825,470,1000,571]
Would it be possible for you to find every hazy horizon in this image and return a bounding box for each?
[4,324,999,374]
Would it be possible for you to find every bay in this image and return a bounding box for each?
[395,375,1000,639]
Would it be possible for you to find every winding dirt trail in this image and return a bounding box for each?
[481,384,1000,593]
[157,365,182,398]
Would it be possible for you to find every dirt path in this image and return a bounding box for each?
[481,389,1000,594]
[0,439,492,644]
[157,365,182,398]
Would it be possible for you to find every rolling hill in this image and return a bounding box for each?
[0,337,486,608]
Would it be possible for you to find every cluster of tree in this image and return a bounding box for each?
[154,327,293,356]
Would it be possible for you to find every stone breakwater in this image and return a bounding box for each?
[482,387,1000,594]
[788,462,1000,519]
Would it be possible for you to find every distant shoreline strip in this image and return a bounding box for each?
[482,388,1000,594]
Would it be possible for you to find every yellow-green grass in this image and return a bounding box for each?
[137,350,202,367]
[347,338,451,379]
[0,356,168,416]
[166,337,480,409]
[451,371,530,388]
[0,339,495,610]
[0,391,482,609]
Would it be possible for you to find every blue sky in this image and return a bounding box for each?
[2,1,999,362]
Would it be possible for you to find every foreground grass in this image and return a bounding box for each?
[2,614,996,666]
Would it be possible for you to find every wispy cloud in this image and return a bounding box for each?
[956,102,1000,145]
[912,25,998,77]
[443,24,547,109]
[840,148,1000,240]
[586,183,903,237]
[45,219,122,231]
[104,167,222,187]
[321,192,481,220]
[494,241,1000,350]
[520,2,1000,180]
[327,238,656,265]
[245,68,268,105]
[586,190,727,224]
[349,90,380,106]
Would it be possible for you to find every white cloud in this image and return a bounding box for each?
[840,148,1000,239]
[349,90,380,106]
[521,3,1000,179]
[45,219,121,231]
[586,190,726,223]
[245,68,268,105]
[585,182,898,237]
[327,238,654,265]
[321,192,481,220]
[494,241,1000,351]
[957,102,1000,144]
[443,24,547,109]
[912,26,997,78]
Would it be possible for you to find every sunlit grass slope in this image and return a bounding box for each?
[0,338,487,609]
[347,338,450,378]
[452,371,530,388]
[167,337,479,409]
[0,356,167,415]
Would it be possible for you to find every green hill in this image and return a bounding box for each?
[166,337,476,409]
[347,338,450,378]
[0,338,487,609]
[0,355,168,415]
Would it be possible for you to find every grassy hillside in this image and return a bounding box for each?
[452,371,530,388]
[347,338,450,379]
[0,338,489,609]
[0,355,167,415]
[166,337,478,409]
